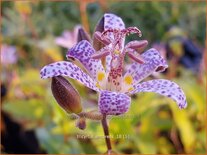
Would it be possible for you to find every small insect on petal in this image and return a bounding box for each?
[51,76,82,114]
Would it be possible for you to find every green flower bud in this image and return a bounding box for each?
[51,76,82,114]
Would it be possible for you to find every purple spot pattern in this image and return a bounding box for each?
[104,14,125,73]
[98,90,131,115]
[67,40,104,80]
[104,13,125,41]
[125,48,168,85]
[40,61,100,92]
[129,79,187,109]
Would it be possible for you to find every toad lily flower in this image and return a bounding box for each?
[40,13,187,116]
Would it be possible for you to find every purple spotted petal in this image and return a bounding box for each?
[67,40,105,80]
[104,13,125,46]
[130,79,187,109]
[98,90,131,115]
[40,61,100,92]
[104,13,125,37]
[104,13,125,29]
[125,48,168,86]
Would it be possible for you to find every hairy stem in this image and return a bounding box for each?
[101,114,112,154]
[74,111,103,120]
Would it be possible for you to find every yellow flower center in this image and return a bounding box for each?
[97,71,105,81]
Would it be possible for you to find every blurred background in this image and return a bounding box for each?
[1,0,206,154]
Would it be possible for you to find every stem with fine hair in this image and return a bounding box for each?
[101,114,112,153]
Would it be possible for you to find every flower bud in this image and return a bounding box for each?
[76,117,86,130]
[93,16,105,51]
[51,76,82,114]
[77,27,91,42]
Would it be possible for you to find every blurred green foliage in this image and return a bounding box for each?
[108,1,206,44]
[1,1,206,154]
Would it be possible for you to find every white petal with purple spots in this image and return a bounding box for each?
[124,48,168,86]
[104,13,125,40]
[40,61,100,92]
[129,79,187,109]
[67,40,105,80]
[98,90,131,115]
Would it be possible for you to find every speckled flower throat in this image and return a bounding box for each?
[93,27,143,92]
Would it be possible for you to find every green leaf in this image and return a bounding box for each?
[3,99,50,129]
[169,101,196,153]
